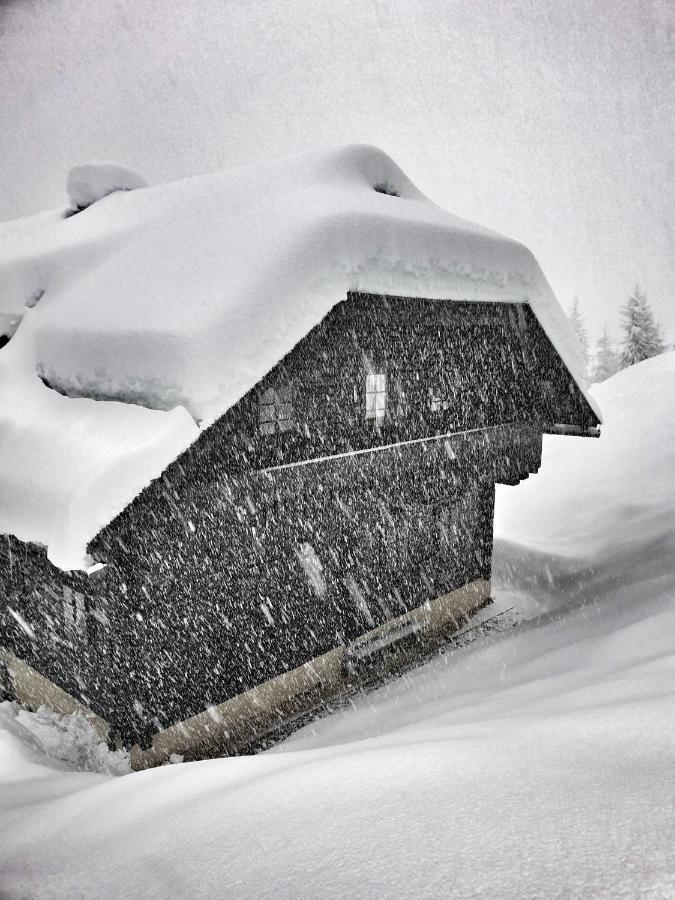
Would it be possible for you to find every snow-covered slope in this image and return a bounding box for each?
[0,355,672,898]
[0,144,598,570]
[495,351,674,561]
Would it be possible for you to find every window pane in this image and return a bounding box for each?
[259,386,293,434]
[365,371,386,420]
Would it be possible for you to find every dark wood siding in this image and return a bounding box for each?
[2,426,542,746]
[178,294,596,476]
[1,293,590,746]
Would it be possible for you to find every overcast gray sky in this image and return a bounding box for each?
[1,0,672,343]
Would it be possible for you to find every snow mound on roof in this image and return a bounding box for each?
[0,144,599,569]
[66,163,147,211]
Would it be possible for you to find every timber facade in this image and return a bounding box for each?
[1,293,599,759]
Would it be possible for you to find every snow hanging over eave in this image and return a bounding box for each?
[0,317,198,570]
[0,143,600,570]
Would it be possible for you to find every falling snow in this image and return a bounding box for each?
[1,354,673,897]
[0,145,597,571]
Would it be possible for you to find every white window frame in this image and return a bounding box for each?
[365,372,386,423]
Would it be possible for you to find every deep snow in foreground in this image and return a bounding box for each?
[0,355,673,899]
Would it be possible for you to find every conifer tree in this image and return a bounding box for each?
[619,286,665,368]
[592,325,620,383]
[568,296,590,377]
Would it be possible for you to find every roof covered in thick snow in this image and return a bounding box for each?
[0,144,600,570]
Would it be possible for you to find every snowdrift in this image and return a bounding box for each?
[0,354,671,898]
[0,144,599,569]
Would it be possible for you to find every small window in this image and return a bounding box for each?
[430,391,449,413]
[295,543,326,598]
[259,387,294,435]
[394,378,408,418]
[62,586,87,643]
[365,372,386,423]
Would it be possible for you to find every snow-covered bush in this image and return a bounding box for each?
[13,704,130,775]
[67,162,147,211]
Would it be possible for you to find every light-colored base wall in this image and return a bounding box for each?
[131,577,490,768]
[0,647,110,741]
[2,578,490,769]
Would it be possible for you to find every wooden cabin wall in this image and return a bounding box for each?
[0,294,564,746]
[86,425,538,745]
[1,423,540,747]
[0,536,136,734]
[176,295,597,477]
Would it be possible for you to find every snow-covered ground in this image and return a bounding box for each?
[1,353,673,898]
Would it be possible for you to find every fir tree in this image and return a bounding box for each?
[619,286,665,368]
[592,325,620,383]
[568,296,590,377]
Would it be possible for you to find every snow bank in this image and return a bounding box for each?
[495,350,675,559]
[0,356,671,897]
[0,144,599,568]
[66,162,147,211]
[0,703,129,776]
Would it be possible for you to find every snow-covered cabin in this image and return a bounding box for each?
[0,146,600,765]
